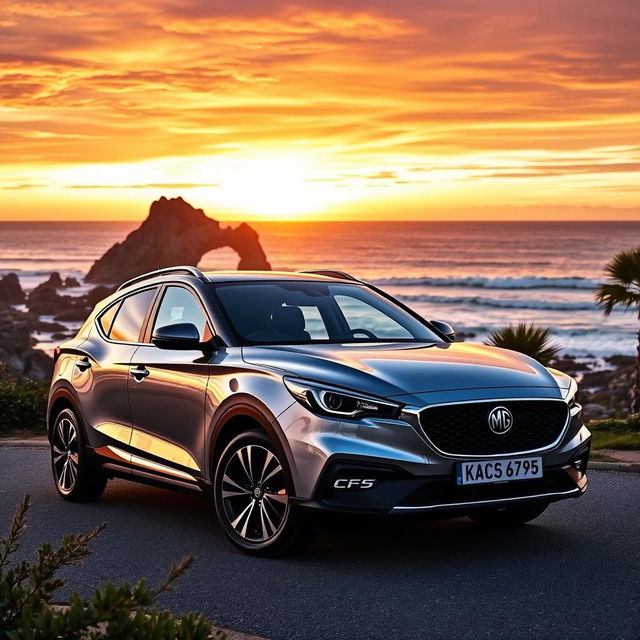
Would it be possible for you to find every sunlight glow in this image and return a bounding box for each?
[205,154,343,218]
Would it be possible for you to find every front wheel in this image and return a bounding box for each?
[468,502,549,527]
[51,408,107,502]
[213,430,311,556]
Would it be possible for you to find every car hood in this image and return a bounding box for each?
[241,341,569,398]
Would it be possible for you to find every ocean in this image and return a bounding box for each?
[0,220,638,358]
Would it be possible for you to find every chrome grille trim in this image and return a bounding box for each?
[416,397,572,459]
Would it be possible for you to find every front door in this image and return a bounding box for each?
[128,285,212,484]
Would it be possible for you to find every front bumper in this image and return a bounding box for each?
[298,448,589,514]
[279,396,591,515]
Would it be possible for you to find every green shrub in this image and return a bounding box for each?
[485,323,560,366]
[0,495,221,640]
[0,366,49,435]
[588,413,640,433]
[588,414,640,451]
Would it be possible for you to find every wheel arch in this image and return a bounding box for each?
[208,394,297,495]
[47,384,82,440]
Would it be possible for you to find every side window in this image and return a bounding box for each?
[335,294,412,339]
[109,288,157,343]
[153,286,212,341]
[98,301,120,337]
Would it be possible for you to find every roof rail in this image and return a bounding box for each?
[299,269,360,282]
[117,266,207,291]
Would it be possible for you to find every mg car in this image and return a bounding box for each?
[47,267,590,555]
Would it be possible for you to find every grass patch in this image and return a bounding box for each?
[590,430,640,451]
[588,413,640,451]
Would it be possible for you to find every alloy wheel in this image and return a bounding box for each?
[220,444,289,542]
[52,416,79,494]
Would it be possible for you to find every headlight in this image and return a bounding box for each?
[283,377,402,419]
[565,377,580,406]
[548,369,579,405]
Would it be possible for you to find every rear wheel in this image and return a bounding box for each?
[214,430,311,556]
[468,502,549,526]
[51,408,107,502]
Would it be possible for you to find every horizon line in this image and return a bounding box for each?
[1,218,640,224]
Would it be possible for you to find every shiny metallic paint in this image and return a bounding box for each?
[47,269,590,515]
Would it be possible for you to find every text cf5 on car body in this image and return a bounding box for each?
[48,267,590,555]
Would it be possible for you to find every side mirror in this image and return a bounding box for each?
[152,323,202,350]
[431,320,456,342]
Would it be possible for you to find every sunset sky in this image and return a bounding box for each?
[1,0,639,221]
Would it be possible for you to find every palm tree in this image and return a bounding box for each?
[484,323,560,366]
[594,248,640,414]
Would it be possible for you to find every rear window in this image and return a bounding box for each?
[109,288,157,343]
[98,301,120,336]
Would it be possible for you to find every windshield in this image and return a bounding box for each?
[211,281,441,345]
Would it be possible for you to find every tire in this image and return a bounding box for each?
[213,429,312,556]
[50,408,107,502]
[468,502,549,527]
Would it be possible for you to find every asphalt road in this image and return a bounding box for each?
[1,448,639,640]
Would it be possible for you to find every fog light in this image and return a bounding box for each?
[573,458,587,472]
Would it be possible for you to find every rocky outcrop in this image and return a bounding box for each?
[26,275,116,321]
[85,196,271,284]
[0,305,53,380]
[0,273,25,304]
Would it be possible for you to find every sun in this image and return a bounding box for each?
[211,153,338,219]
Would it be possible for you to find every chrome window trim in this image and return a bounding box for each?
[406,396,573,459]
[392,487,581,512]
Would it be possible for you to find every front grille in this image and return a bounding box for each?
[419,400,569,456]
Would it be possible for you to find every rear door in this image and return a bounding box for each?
[75,286,158,468]
[127,285,212,484]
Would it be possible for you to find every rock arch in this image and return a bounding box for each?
[85,196,271,284]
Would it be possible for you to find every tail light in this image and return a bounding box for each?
[53,346,62,365]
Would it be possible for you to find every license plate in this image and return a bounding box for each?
[456,457,543,486]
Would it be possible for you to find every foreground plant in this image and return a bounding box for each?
[595,248,640,413]
[485,323,560,366]
[0,495,220,640]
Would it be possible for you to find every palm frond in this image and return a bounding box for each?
[594,283,640,317]
[484,323,560,366]
[603,248,640,287]
[594,248,640,316]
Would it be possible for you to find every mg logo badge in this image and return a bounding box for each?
[488,406,514,435]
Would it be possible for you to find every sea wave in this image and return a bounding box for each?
[398,293,601,311]
[374,275,599,290]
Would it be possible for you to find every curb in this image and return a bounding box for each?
[589,461,640,473]
[0,439,48,448]
[1,439,638,473]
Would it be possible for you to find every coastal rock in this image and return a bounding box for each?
[582,403,615,420]
[0,305,53,380]
[26,274,114,319]
[85,285,116,307]
[35,320,67,332]
[85,196,271,285]
[63,276,81,288]
[580,355,633,417]
[0,273,25,304]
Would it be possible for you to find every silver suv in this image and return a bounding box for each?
[48,267,590,555]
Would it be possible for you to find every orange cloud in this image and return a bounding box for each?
[0,0,638,219]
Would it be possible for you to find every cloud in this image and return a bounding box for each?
[0,0,638,216]
[68,182,219,189]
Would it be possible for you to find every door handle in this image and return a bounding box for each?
[130,365,150,382]
[75,357,92,371]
